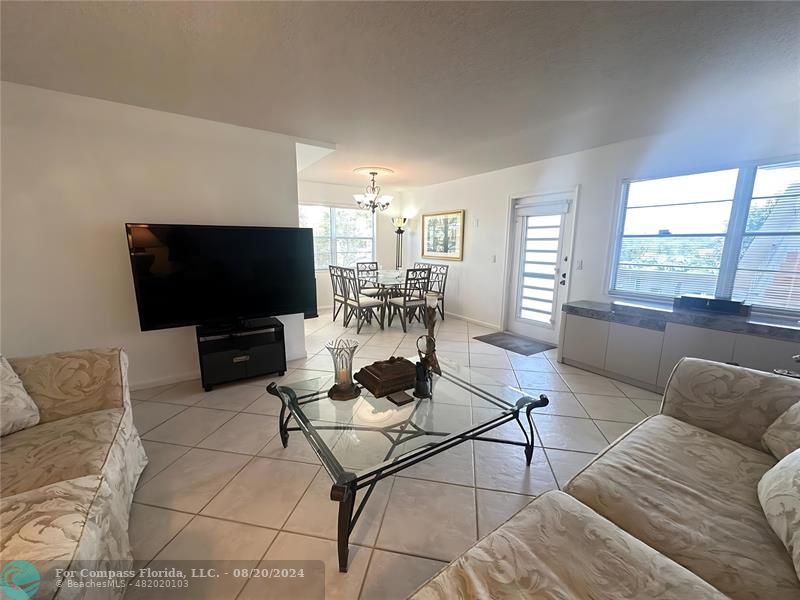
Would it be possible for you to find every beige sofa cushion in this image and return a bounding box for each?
[763,402,800,460]
[8,348,125,424]
[759,448,800,579]
[411,490,726,600]
[0,475,98,562]
[0,355,40,436]
[661,358,799,451]
[0,408,123,496]
[566,415,799,600]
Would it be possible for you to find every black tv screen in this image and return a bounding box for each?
[125,223,317,331]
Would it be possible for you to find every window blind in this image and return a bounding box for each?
[610,159,800,314]
[732,161,800,311]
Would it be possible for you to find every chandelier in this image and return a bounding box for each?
[353,167,394,213]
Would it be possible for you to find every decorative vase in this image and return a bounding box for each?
[326,338,361,401]
[418,292,441,376]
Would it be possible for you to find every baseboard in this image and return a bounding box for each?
[130,355,310,391]
[560,357,663,394]
[443,311,501,331]
[130,370,199,392]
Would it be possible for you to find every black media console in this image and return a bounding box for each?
[196,317,287,391]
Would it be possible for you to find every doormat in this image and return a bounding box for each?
[473,332,556,356]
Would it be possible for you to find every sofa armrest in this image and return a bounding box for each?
[661,357,799,450]
[8,348,129,424]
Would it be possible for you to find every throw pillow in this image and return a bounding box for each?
[763,402,800,460]
[758,448,800,579]
[0,355,40,436]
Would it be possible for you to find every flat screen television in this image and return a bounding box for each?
[125,223,317,331]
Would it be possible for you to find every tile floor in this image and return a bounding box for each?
[128,314,662,599]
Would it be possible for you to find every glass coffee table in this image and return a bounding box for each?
[266,358,549,572]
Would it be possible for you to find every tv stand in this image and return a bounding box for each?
[196,317,287,391]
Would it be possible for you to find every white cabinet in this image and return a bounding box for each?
[605,323,664,386]
[561,314,609,369]
[732,335,800,372]
[657,323,736,388]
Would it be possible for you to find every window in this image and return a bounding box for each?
[610,159,800,313]
[519,214,564,323]
[733,162,800,309]
[299,205,375,270]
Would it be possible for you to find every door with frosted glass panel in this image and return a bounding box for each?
[506,193,574,344]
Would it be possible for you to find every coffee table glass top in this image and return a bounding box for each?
[269,357,543,485]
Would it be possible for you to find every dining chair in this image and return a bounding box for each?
[414,262,447,319]
[428,264,449,319]
[342,267,385,334]
[387,267,431,333]
[356,262,381,297]
[329,265,347,322]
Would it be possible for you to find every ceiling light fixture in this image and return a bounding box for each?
[353,167,394,213]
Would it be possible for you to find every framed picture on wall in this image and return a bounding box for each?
[421,209,465,261]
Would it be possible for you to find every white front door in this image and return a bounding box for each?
[505,191,576,344]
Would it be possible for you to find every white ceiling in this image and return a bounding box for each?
[2,2,798,187]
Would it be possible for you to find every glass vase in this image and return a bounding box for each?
[326,338,361,401]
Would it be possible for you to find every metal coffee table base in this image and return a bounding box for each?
[270,383,548,572]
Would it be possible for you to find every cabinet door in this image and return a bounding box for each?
[605,323,664,385]
[657,323,736,388]
[561,314,609,369]
[201,350,249,386]
[732,335,800,373]
[246,343,287,377]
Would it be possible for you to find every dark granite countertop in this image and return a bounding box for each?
[563,300,800,343]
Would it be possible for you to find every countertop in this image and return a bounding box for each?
[562,300,800,343]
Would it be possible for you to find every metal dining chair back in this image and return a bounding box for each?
[329,265,347,322]
[404,267,430,300]
[428,264,449,319]
[356,261,381,297]
[342,267,385,334]
[387,267,430,332]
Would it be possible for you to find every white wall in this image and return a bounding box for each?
[402,106,800,328]
[1,83,305,388]
[297,179,399,312]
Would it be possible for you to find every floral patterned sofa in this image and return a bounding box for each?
[0,348,147,599]
[412,358,800,599]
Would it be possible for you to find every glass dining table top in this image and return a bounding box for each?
[268,357,544,486]
[359,269,403,286]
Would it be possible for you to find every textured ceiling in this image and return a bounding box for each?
[2,1,798,186]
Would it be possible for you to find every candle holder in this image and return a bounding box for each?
[418,292,441,376]
[424,292,438,339]
[326,338,361,401]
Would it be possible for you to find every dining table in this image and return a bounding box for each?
[365,269,404,287]
[359,268,405,306]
